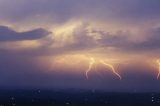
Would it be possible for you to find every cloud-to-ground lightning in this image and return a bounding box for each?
[157,60,160,80]
[85,57,122,80]
[86,58,95,79]
[100,60,122,80]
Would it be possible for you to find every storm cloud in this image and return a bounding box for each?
[0,0,160,91]
[0,26,50,41]
[0,0,160,24]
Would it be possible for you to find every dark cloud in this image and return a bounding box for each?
[92,27,160,52]
[113,27,160,51]
[105,0,160,21]
[0,0,160,24]
[135,27,160,50]
[97,30,130,47]
[0,26,50,41]
[0,0,78,23]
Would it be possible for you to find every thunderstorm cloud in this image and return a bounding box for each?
[0,0,160,91]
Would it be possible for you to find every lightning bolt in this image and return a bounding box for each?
[100,60,122,80]
[157,60,160,80]
[86,58,95,79]
[85,57,122,80]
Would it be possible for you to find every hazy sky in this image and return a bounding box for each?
[0,0,160,92]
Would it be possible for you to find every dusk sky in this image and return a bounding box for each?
[0,0,160,92]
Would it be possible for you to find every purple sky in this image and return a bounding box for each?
[0,0,160,92]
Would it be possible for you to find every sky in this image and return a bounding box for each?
[0,0,160,92]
